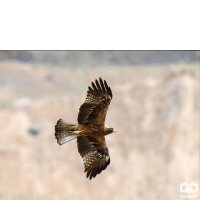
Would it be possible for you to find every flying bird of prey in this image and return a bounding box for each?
[55,77,115,180]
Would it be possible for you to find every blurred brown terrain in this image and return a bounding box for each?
[0,62,199,200]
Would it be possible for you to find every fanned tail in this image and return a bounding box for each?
[55,119,79,145]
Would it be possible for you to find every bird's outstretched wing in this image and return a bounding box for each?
[77,136,110,180]
[78,77,112,125]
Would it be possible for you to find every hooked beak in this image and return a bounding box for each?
[113,129,116,133]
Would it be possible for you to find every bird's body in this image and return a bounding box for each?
[54,78,115,179]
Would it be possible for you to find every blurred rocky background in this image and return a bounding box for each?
[0,51,199,66]
[0,51,199,200]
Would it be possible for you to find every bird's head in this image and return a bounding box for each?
[107,127,116,134]
[110,128,116,133]
[105,125,116,135]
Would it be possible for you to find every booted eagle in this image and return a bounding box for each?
[55,77,115,180]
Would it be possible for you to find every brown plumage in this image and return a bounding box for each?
[54,77,115,180]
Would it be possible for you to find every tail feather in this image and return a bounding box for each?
[55,119,78,145]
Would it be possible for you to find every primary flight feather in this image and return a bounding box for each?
[54,77,115,180]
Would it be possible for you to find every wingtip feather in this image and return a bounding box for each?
[99,78,106,92]
[92,82,98,92]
